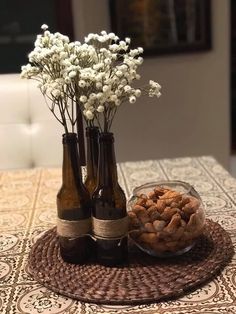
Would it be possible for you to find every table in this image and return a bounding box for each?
[0,156,236,314]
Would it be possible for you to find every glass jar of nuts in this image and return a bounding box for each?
[127,181,205,257]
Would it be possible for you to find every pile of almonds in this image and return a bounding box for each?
[128,185,205,254]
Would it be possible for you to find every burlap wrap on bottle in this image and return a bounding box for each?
[92,216,128,239]
[57,218,91,238]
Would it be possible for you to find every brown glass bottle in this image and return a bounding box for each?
[57,133,91,264]
[92,132,128,267]
[84,126,99,196]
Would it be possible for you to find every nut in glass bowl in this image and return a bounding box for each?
[127,180,205,257]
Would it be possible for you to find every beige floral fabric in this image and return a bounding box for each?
[0,156,236,314]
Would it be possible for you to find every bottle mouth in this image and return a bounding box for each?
[62,132,77,143]
[99,132,114,141]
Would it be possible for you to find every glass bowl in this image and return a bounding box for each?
[127,180,205,257]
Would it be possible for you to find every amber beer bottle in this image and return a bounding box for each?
[84,126,99,196]
[57,133,91,264]
[92,132,128,266]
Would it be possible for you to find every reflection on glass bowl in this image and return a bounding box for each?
[127,180,205,257]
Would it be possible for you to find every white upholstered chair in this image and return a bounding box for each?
[0,74,64,169]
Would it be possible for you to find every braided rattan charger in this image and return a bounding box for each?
[28,219,234,305]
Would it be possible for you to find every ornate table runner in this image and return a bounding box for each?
[1,156,236,314]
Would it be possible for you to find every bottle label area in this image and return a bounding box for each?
[57,218,92,237]
[92,216,128,239]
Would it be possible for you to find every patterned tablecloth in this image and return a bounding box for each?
[0,156,236,314]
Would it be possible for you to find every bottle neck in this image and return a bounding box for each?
[62,133,83,188]
[97,132,118,187]
[86,127,99,180]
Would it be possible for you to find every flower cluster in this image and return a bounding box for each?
[21,25,161,133]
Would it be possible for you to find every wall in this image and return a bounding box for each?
[72,0,230,169]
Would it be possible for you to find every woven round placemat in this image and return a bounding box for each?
[28,219,234,305]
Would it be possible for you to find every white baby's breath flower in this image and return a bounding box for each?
[85,110,94,120]
[104,58,112,65]
[115,89,122,97]
[149,80,155,86]
[111,53,117,60]
[124,85,131,92]
[96,73,104,82]
[109,44,119,52]
[149,80,162,97]
[125,37,131,44]
[110,95,117,102]
[64,77,71,84]
[84,102,91,109]
[96,82,102,89]
[138,47,144,54]
[41,24,48,31]
[108,32,116,40]
[52,55,59,62]
[119,41,127,51]
[80,95,87,103]
[96,93,103,99]
[79,80,86,88]
[129,96,136,103]
[93,63,101,70]
[102,85,109,92]
[115,99,121,106]
[89,93,96,100]
[52,89,61,98]
[97,105,104,112]
[137,57,143,65]
[69,71,77,78]
[61,59,71,67]
[44,30,50,37]
[135,89,141,97]
[116,70,123,77]
[68,42,75,49]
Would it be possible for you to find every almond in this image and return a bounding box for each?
[153,220,166,232]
